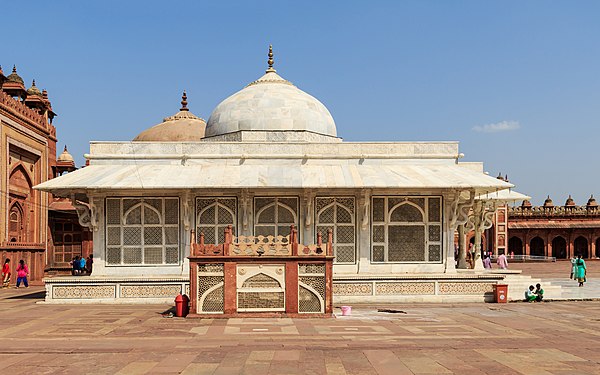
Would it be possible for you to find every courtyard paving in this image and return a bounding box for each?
[2,284,600,374]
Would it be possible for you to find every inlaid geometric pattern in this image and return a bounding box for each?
[438,282,494,295]
[196,197,237,245]
[238,292,285,310]
[372,196,442,263]
[315,197,356,264]
[105,197,180,265]
[120,285,182,298]
[198,263,225,314]
[298,286,322,313]
[53,285,116,299]
[254,197,298,238]
[332,283,373,295]
[375,282,435,295]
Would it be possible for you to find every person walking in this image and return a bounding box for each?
[575,254,587,287]
[483,255,492,269]
[2,258,10,288]
[15,260,29,288]
[570,256,577,279]
[497,252,508,269]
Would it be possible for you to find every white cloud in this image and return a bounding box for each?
[472,120,520,133]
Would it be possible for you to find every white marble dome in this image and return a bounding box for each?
[205,66,337,139]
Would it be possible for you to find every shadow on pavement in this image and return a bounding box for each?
[6,291,46,299]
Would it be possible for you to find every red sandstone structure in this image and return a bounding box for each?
[0,65,90,283]
[507,195,600,259]
[189,225,333,317]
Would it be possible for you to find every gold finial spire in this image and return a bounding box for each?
[180,90,188,111]
[266,44,276,73]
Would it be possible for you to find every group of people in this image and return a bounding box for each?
[481,253,509,270]
[71,254,93,276]
[2,258,30,288]
[525,283,544,302]
[570,254,587,287]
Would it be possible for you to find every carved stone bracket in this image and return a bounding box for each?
[304,190,315,228]
[360,189,370,230]
[449,191,474,230]
[183,192,191,231]
[241,189,250,230]
[72,195,97,231]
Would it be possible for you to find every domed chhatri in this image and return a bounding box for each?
[543,195,554,207]
[133,91,206,142]
[27,80,42,96]
[6,65,24,85]
[565,195,576,207]
[205,45,337,140]
[57,145,74,163]
[587,194,598,208]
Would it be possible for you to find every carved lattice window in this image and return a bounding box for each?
[315,197,356,264]
[105,197,179,266]
[371,196,442,263]
[254,197,298,237]
[195,198,237,245]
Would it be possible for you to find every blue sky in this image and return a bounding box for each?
[3,1,599,205]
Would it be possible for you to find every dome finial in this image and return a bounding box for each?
[180,90,189,111]
[32,79,36,87]
[64,145,68,152]
[266,44,276,73]
[12,65,17,73]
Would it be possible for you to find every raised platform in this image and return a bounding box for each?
[41,269,562,304]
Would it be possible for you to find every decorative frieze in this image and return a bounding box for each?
[438,282,494,295]
[52,285,116,299]
[333,283,373,296]
[120,284,183,298]
[375,282,435,295]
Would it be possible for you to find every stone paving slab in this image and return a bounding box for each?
[2,287,600,374]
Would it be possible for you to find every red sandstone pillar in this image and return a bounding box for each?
[325,260,333,314]
[223,262,237,314]
[189,262,198,314]
[285,262,299,314]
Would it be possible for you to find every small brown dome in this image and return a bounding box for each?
[26,80,42,96]
[6,65,24,85]
[587,195,598,208]
[521,200,532,208]
[133,91,206,142]
[543,195,554,207]
[565,195,576,207]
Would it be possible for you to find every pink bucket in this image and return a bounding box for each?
[340,306,352,316]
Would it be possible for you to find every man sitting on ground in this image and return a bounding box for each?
[525,285,537,302]
[535,283,544,302]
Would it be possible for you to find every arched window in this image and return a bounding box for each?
[105,197,179,265]
[530,237,545,257]
[315,197,356,264]
[508,236,523,256]
[552,237,567,259]
[574,236,589,258]
[254,197,298,238]
[371,197,442,263]
[8,203,23,242]
[196,198,237,245]
[596,238,600,259]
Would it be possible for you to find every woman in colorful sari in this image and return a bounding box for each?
[575,254,587,287]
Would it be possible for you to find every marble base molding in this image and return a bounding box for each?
[43,276,189,304]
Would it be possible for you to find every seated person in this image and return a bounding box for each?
[525,285,537,302]
[535,283,544,302]
[79,256,87,275]
[72,256,80,275]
